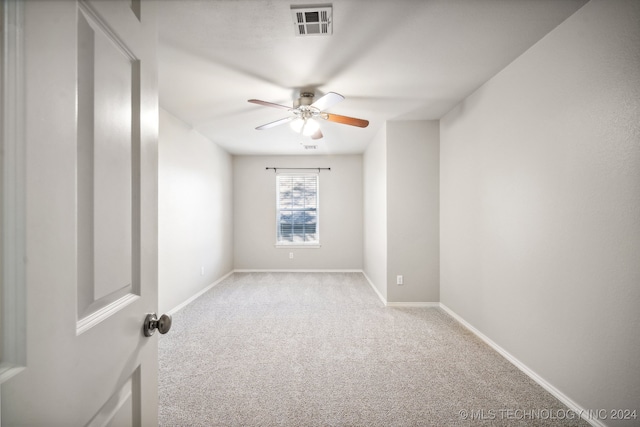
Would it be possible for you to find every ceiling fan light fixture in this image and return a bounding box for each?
[302,118,320,136]
[290,118,305,133]
[290,117,320,136]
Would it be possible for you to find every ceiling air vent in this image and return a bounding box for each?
[291,4,332,36]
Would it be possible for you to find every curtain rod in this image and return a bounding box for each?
[266,167,331,173]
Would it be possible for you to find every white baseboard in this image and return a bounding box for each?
[439,304,605,427]
[233,269,363,273]
[360,272,439,308]
[167,270,234,316]
[387,302,440,308]
[361,271,387,305]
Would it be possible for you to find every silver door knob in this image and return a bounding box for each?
[144,313,172,337]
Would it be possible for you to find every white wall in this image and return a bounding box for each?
[387,121,439,303]
[233,155,363,270]
[440,0,640,420]
[158,109,233,313]
[363,124,388,300]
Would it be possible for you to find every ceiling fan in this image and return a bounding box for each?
[248,91,369,140]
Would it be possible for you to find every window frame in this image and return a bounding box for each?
[274,173,320,248]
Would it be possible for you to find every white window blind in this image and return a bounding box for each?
[276,174,319,244]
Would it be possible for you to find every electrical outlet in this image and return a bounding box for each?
[201,266,205,276]
[289,252,294,259]
[397,275,403,285]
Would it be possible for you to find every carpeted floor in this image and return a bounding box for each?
[159,272,589,426]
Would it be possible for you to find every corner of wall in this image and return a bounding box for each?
[362,123,388,300]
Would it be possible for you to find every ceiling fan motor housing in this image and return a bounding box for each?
[294,92,315,107]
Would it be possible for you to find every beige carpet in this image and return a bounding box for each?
[159,272,589,426]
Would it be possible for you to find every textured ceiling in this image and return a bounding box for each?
[158,0,588,155]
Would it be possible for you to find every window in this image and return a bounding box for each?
[276,174,319,245]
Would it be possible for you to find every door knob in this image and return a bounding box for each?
[144,313,172,337]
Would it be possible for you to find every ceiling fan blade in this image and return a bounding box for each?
[311,92,344,111]
[324,113,369,128]
[248,99,292,111]
[311,129,323,140]
[256,116,293,130]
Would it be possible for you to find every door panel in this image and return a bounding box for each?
[76,1,138,325]
[1,1,158,425]
[86,368,139,427]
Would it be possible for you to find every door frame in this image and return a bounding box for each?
[0,0,27,396]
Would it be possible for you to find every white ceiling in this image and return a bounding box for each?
[158,0,588,155]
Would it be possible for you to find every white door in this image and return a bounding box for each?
[1,0,160,425]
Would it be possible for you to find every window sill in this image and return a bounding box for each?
[275,244,321,249]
